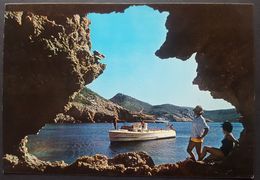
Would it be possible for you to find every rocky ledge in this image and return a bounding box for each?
[3,136,232,177]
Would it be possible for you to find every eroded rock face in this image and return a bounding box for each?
[153,4,254,176]
[61,87,135,123]
[3,11,105,154]
[56,102,134,123]
[109,152,155,168]
[154,5,254,120]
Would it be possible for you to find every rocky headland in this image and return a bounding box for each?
[54,87,134,123]
[110,93,240,122]
[53,87,154,123]
[3,4,254,177]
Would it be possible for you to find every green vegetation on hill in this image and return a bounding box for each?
[110,93,240,122]
[110,93,152,113]
[73,87,108,105]
[55,87,135,123]
[204,109,240,122]
[71,90,240,122]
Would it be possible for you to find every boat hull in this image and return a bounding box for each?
[109,129,176,142]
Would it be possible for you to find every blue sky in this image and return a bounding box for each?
[87,6,233,110]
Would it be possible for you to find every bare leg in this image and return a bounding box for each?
[200,146,210,160]
[187,139,196,161]
[201,146,225,160]
[195,142,202,161]
[206,147,225,158]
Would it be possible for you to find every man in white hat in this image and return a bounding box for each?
[186,105,209,161]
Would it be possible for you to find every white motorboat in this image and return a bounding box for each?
[154,118,170,123]
[109,122,176,142]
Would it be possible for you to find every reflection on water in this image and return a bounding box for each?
[27,122,243,165]
[109,138,177,163]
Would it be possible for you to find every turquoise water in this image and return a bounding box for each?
[27,122,243,165]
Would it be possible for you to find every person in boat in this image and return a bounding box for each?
[113,117,118,130]
[113,109,119,130]
[141,120,145,129]
[187,105,209,161]
[168,124,175,130]
[200,121,239,161]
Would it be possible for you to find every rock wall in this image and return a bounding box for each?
[4,4,132,154]
[56,87,135,123]
[3,11,105,153]
[56,102,134,123]
[153,4,254,120]
[152,4,254,176]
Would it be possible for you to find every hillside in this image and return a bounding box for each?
[203,109,240,122]
[54,88,135,123]
[110,93,240,122]
[110,93,153,113]
[55,90,240,123]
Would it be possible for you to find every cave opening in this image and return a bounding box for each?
[87,5,236,110]
[4,4,253,176]
[26,5,244,166]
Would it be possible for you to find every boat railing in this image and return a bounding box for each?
[120,122,149,132]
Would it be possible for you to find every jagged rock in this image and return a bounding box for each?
[176,160,212,176]
[3,11,105,154]
[4,139,156,175]
[152,163,180,176]
[2,137,245,177]
[65,104,96,123]
[59,87,135,123]
[152,4,254,177]
[66,154,110,174]
[54,113,80,123]
[3,136,68,173]
[109,152,155,168]
[3,154,19,169]
[153,5,254,121]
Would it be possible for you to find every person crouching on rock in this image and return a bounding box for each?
[187,105,209,161]
[200,121,239,161]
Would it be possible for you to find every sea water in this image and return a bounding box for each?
[27,122,243,165]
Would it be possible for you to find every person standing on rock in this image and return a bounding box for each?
[186,105,209,161]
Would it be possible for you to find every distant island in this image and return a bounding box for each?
[54,87,240,123]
